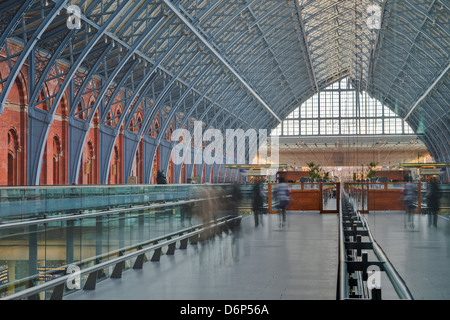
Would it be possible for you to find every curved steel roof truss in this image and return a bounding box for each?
[0,0,449,183]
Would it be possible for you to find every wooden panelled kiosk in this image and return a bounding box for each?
[268,182,340,214]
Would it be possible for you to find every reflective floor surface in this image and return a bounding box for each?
[364,211,450,300]
[66,212,339,300]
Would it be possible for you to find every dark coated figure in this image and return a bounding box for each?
[252,181,264,227]
[427,177,440,228]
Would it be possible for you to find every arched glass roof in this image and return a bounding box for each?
[0,0,448,183]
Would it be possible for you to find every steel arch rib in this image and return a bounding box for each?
[70,2,172,118]
[69,10,175,183]
[0,0,69,113]
[115,41,188,134]
[168,82,253,179]
[226,102,263,131]
[155,62,216,145]
[382,37,436,77]
[25,0,133,185]
[144,59,217,181]
[0,0,35,114]
[116,53,196,183]
[153,64,221,180]
[171,79,239,157]
[137,52,203,133]
[216,97,254,131]
[223,14,292,59]
[379,8,444,106]
[245,38,300,82]
[99,33,194,182]
[215,1,287,51]
[388,10,448,56]
[0,0,35,64]
[122,51,203,182]
[27,0,103,114]
[421,120,447,162]
[205,91,251,132]
[207,0,258,40]
[67,45,115,184]
[88,18,171,129]
[68,44,115,118]
[175,71,228,132]
[120,35,193,132]
[162,0,281,123]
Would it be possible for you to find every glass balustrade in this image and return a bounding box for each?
[0,184,243,223]
[0,183,251,299]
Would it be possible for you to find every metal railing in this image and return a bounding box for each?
[0,197,215,230]
[2,214,241,300]
[0,184,238,223]
[0,189,242,299]
[338,193,413,300]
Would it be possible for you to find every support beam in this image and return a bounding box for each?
[162,0,281,123]
[404,62,450,121]
[294,0,319,94]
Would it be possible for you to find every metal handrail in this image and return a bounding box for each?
[338,206,348,300]
[338,191,413,300]
[2,214,241,300]
[0,194,235,296]
[0,196,226,229]
[359,213,414,300]
[0,214,213,293]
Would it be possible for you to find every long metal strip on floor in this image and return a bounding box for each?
[338,194,413,300]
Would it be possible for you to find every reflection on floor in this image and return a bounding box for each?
[364,211,450,300]
[66,212,339,300]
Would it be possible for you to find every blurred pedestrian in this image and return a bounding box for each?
[403,177,416,228]
[252,181,264,227]
[230,183,242,216]
[277,178,290,227]
[199,187,213,239]
[427,177,440,227]
[181,185,195,227]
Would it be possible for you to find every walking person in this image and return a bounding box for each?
[227,183,242,230]
[403,177,417,228]
[252,180,264,227]
[427,177,440,227]
[277,178,290,227]
[199,187,213,240]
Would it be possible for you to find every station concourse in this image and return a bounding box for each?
[0,0,449,303]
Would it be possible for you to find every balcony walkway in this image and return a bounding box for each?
[65,212,339,300]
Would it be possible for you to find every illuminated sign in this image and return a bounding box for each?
[0,265,8,285]
[224,164,287,169]
[399,163,450,168]
[420,169,441,175]
[37,266,66,281]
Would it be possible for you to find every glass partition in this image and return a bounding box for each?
[0,184,238,223]
[0,183,244,299]
[387,183,405,190]
[322,184,338,211]
[363,186,368,211]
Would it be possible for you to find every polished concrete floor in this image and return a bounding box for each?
[66,212,339,300]
[364,211,450,300]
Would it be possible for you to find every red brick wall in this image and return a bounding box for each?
[0,44,29,185]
